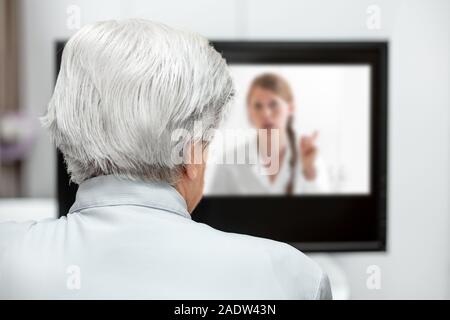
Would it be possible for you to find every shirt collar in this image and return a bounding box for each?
[68,175,191,220]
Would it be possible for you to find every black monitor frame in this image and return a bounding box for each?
[55,41,388,252]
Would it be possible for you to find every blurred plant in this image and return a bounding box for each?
[0,112,36,164]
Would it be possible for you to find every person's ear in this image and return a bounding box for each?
[184,163,198,181]
[183,142,204,181]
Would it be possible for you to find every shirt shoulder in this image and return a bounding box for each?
[0,220,36,264]
[190,222,330,299]
[249,235,330,299]
[0,220,36,245]
[0,217,67,253]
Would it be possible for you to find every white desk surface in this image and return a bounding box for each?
[0,198,57,222]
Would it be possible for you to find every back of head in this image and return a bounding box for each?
[42,19,234,185]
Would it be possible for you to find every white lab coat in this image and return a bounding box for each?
[208,138,330,195]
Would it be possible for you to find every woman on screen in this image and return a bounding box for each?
[209,73,330,195]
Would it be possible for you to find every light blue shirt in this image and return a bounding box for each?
[0,175,331,299]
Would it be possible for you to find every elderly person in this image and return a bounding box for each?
[0,20,331,299]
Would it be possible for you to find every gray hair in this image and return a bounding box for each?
[42,19,234,185]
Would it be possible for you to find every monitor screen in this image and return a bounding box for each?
[55,41,388,252]
[204,64,371,196]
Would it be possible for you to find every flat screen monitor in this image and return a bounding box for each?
[55,41,388,252]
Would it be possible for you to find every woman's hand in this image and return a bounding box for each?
[300,131,319,181]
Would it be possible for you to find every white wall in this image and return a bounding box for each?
[18,0,450,299]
